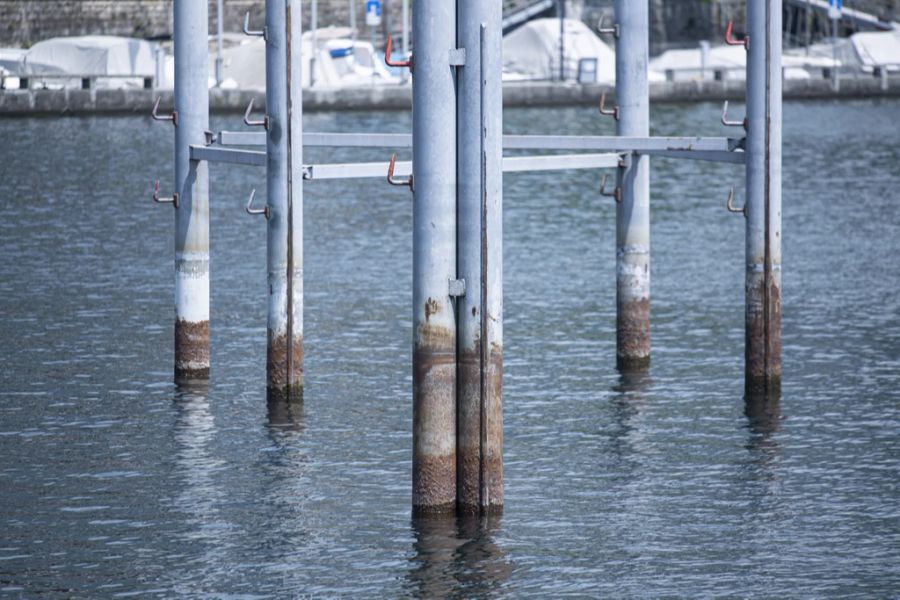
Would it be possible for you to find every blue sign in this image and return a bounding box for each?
[366,0,382,26]
[828,0,843,19]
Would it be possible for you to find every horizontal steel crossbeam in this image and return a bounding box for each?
[190,145,266,166]
[215,131,744,164]
[300,153,623,180]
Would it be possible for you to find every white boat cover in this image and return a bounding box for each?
[503,18,617,83]
[216,27,398,90]
[850,29,900,71]
[651,42,842,81]
[0,48,25,72]
[19,36,157,89]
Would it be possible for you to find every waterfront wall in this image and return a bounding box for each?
[3,1,896,50]
[1,77,897,116]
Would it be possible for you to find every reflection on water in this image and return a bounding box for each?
[406,516,511,598]
[266,397,305,433]
[745,391,781,436]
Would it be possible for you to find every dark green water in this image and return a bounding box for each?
[0,100,898,596]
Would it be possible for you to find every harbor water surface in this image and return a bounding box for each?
[1,100,898,596]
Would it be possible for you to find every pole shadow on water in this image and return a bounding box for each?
[406,515,511,598]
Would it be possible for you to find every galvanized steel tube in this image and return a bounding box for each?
[614,0,651,371]
[265,0,304,401]
[745,0,782,395]
[412,0,457,515]
[174,0,210,381]
[457,0,503,516]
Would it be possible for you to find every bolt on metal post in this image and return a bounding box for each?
[412,0,458,516]
[264,0,304,402]
[173,0,210,382]
[456,0,503,516]
[744,0,782,397]
[614,0,651,371]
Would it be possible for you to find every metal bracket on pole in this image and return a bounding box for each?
[243,98,269,130]
[243,11,267,40]
[151,96,177,126]
[245,189,269,219]
[599,92,620,121]
[448,279,467,297]
[725,20,749,50]
[721,101,748,130]
[152,179,179,208]
[599,173,622,203]
[597,15,620,38]
[726,186,747,217]
[385,36,414,73]
[387,153,414,191]
[448,48,467,66]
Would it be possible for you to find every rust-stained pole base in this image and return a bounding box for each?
[174,320,209,382]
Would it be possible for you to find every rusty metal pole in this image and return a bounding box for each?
[614,0,651,371]
[745,0,782,395]
[265,0,304,401]
[174,0,210,382]
[412,0,457,516]
[457,0,503,516]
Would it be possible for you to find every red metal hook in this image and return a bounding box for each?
[387,153,413,191]
[385,36,413,72]
[725,20,749,50]
[152,179,179,208]
[599,92,619,121]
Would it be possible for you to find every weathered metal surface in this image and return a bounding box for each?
[413,326,456,515]
[412,0,458,515]
[744,0,782,396]
[174,318,209,380]
[457,7,504,516]
[617,296,651,371]
[264,0,304,399]
[267,330,304,402]
[615,0,652,372]
[174,0,210,381]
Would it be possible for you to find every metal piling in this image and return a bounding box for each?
[614,0,652,371]
[264,0,304,401]
[456,1,504,516]
[173,0,210,381]
[412,0,458,515]
[744,0,782,395]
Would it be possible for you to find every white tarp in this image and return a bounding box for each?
[503,18,618,83]
[20,36,156,89]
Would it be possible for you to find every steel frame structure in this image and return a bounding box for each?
[153,0,782,515]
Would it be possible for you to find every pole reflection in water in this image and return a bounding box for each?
[169,382,236,591]
[744,390,782,475]
[266,396,304,433]
[609,371,652,464]
[406,515,511,598]
[257,394,311,592]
